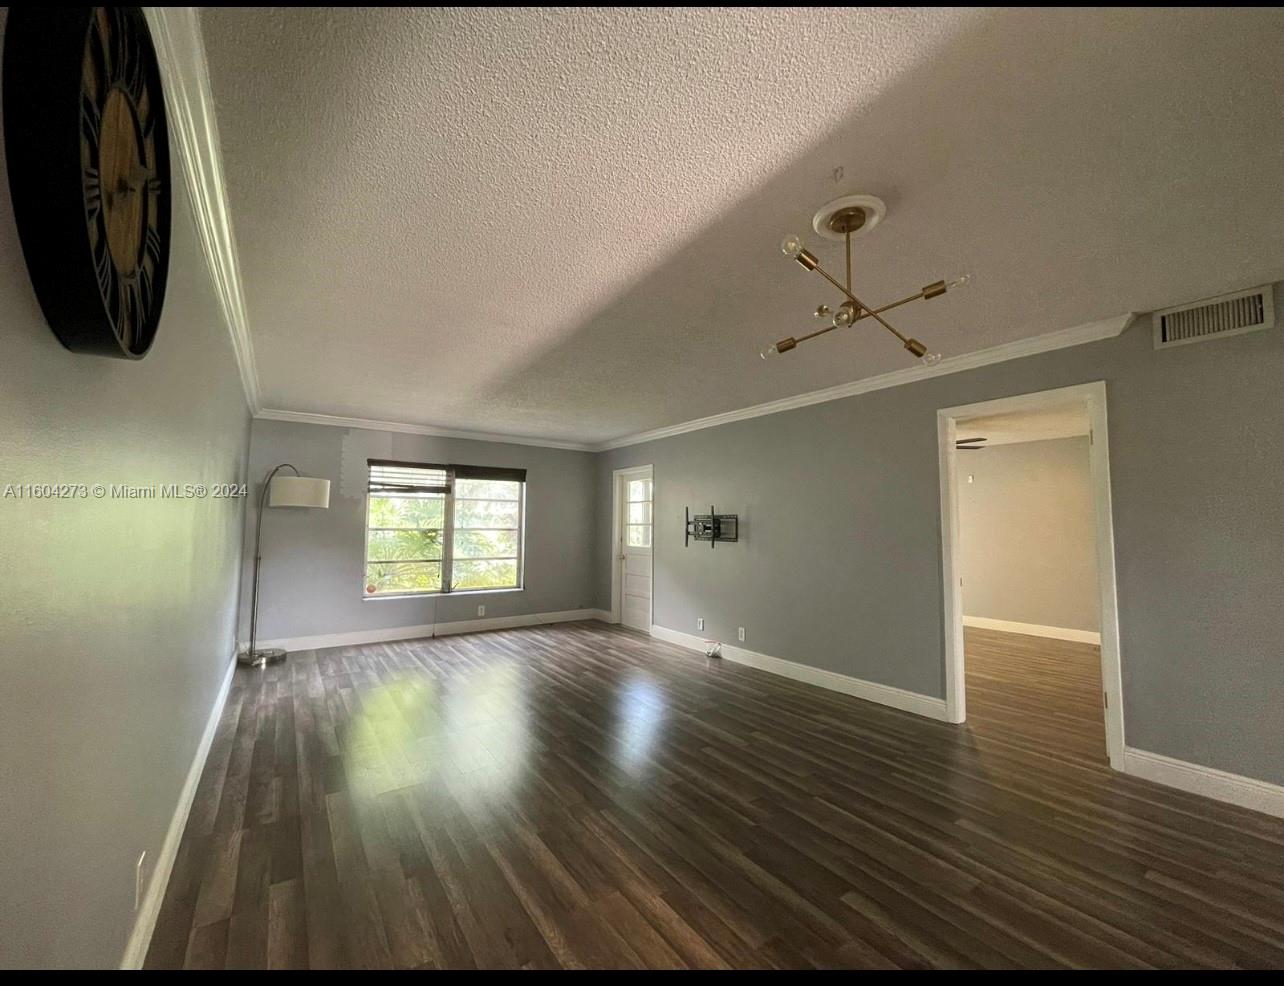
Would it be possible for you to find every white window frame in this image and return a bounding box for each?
[362,462,526,599]
[449,478,526,593]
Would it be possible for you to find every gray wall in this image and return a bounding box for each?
[958,437,1099,632]
[0,24,252,969]
[241,419,597,642]
[596,285,1284,786]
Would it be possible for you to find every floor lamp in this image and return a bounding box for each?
[239,463,331,668]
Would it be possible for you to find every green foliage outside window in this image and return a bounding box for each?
[364,481,522,595]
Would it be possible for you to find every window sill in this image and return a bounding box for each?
[362,587,525,602]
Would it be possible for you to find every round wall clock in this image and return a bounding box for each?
[3,7,171,359]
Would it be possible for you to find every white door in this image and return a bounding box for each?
[618,469,653,632]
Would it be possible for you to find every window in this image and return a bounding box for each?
[626,477,652,547]
[364,460,525,597]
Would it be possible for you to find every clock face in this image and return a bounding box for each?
[4,7,171,359]
[82,8,167,351]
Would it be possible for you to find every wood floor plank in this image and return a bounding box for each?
[266,879,308,969]
[145,622,1284,968]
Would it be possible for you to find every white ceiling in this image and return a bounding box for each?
[958,402,1090,448]
[199,7,1284,447]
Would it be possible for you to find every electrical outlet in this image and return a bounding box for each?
[135,850,149,910]
[737,627,746,642]
[477,604,485,617]
[697,617,705,631]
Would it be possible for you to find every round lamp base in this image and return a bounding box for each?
[238,647,287,669]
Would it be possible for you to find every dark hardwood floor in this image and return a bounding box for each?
[145,622,1284,969]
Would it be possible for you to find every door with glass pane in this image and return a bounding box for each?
[618,467,653,632]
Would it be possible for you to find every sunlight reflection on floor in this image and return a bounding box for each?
[343,663,533,807]
[613,675,668,777]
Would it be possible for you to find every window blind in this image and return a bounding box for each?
[367,459,451,495]
[453,464,527,484]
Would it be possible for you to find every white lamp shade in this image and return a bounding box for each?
[269,475,330,508]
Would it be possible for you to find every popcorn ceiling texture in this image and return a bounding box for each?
[200,7,1284,445]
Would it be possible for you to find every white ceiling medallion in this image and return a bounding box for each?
[811,193,886,242]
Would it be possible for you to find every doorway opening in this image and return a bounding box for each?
[611,465,654,632]
[937,382,1124,768]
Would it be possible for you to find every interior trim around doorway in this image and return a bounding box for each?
[936,381,1125,769]
[609,464,654,630]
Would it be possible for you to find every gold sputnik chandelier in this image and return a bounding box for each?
[761,194,970,364]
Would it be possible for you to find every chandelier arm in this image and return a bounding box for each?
[789,287,935,347]
[791,322,843,347]
[811,263,913,346]
[845,230,852,293]
[853,287,935,324]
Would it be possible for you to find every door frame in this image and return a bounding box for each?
[936,381,1125,769]
[610,464,654,630]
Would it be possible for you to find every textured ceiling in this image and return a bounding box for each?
[200,7,1284,446]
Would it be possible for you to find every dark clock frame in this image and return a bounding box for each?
[3,6,172,359]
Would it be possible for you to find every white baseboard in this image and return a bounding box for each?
[248,608,605,653]
[650,625,950,722]
[435,608,603,637]
[250,622,438,653]
[1122,747,1284,819]
[963,615,1101,645]
[120,649,238,969]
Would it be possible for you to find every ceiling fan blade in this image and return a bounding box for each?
[956,437,987,445]
[957,445,985,450]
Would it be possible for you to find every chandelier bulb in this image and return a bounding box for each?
[780,234,805,259]
[832,302,856,328]
[814,304,831,319]
[760,343,779,360]
[921,351,944,366]
[946,274,973,290]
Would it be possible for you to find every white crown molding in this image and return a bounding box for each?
[251,313,1133,454]
[146,7,262,413]
[595,313,1136,451]
[121,648,237,968]
[651,624,950,722]
[254,408,596,452]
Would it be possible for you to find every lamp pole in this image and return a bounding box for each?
[242,462,299,668]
